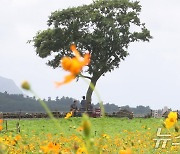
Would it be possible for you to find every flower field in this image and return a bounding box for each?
[1,117,180,153]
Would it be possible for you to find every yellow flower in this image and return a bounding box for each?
[76,146,88,154]
[102,134,110,139]
[119,149,132,154]
[65,111,73,119]
[164,112,177,129]
[55,44,90,87]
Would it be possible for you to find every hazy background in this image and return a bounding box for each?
[0,0,180,109]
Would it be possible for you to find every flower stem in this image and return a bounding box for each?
[30,89,62,131]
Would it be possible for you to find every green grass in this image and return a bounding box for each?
[3,117,162,136]
[1,117,180,153]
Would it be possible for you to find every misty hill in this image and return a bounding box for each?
[0,76,22,94]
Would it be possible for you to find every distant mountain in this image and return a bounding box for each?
[0,76,22,94]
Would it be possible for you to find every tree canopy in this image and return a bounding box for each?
[31,0,152,102]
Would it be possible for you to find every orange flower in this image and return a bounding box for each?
[40,142,60,154]
[0,119,3,131]
[119,149,132,154]
[55,44,90,87]
[14,135,21,141]
[76,126,83,132]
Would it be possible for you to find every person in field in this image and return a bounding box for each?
[80,96,87,111]
[70,100,78,116]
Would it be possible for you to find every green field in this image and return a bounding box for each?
[0,117,180,153]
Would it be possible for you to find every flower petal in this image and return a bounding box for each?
[61,57,72,71]
[70,44,81,60]
[55,74,76,87]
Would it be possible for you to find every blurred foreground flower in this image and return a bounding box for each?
[82,114,91,138]
[55,44,90,87]
[21,81,31,90]
[164,112,177,129]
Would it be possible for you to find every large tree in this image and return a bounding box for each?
[31,0,152,103]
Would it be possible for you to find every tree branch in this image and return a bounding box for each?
[78,73,92,80]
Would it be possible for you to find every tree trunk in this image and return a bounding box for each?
[86,75,99,105]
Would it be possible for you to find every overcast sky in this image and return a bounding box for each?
[0,0,180,110]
